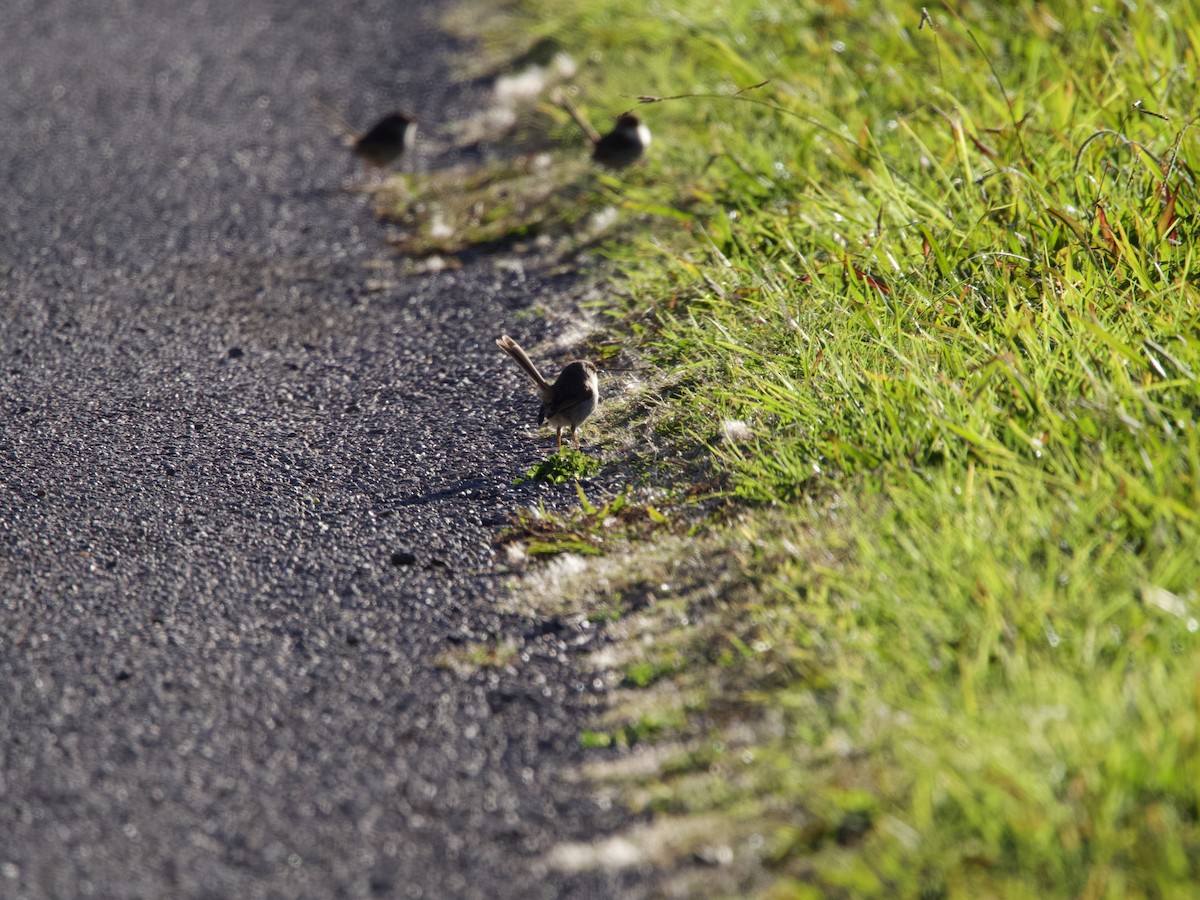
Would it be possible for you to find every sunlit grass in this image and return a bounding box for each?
[461,0,1200,894]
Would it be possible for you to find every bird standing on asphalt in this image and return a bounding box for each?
[351,112,418,169]
[312,101,418,171]
[496,335,599,449]
[556,93,650,169]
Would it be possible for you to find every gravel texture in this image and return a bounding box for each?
[0,1,645,897]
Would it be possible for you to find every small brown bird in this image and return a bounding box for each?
[312,101,417,170]
[496,335,599,449]
[557,94,650,169]
[352,112,418,169]
[590,113,652,169]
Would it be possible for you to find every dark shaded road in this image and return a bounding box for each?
[0,1,641,897]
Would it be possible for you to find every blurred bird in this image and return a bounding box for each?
[556,93,650,169]
[351,112,417,168]
[495,335,599,449]
[312,101,418,171]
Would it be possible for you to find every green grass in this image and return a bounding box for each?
[498,483,675,557]
[456,0,1200,895]
[517,448,601,485]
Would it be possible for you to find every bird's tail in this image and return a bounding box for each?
[496,335,551,392]
[310,99,360,145]
[552,90,601,144]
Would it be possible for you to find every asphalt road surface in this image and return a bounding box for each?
[0,1,645,897]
